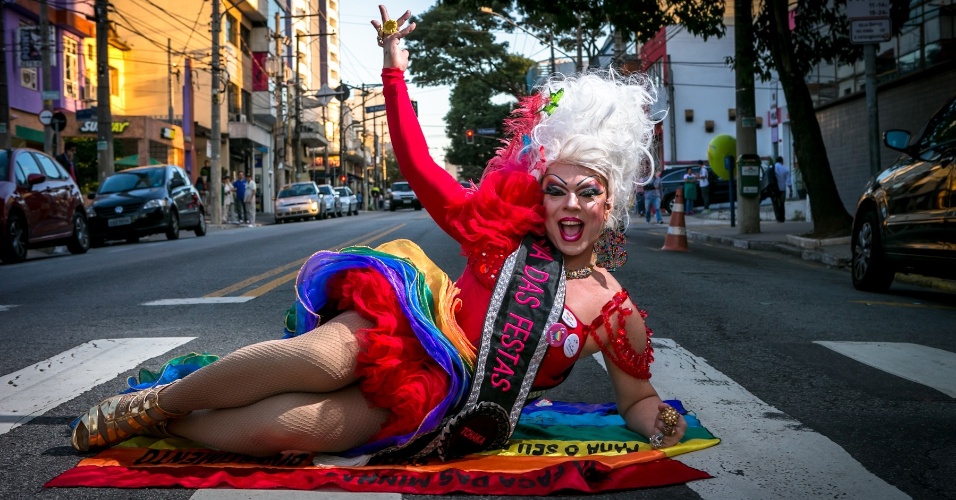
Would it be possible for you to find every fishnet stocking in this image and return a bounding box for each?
[167,385,389,456]
[158,311,371,414]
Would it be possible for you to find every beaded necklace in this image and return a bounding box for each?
[565,265,594,280]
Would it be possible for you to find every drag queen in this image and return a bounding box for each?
[70,5,686,459]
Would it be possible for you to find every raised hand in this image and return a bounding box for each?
[371,5,416,71]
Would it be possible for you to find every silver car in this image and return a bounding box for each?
[274,182,324,222]
[335,186,359,216]
[316,183,342,218]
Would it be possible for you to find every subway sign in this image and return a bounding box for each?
[79,121,131,134]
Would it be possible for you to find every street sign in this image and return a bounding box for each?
[846,0,890,19]
[38,109,53,125]
[51,111,67,132]
[477,127,496,135]
[851,19,892,44]
[76,108,96,121]
[365,104,386,113]
[41,90,60,101]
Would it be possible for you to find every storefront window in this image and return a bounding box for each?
[149,141,169,164]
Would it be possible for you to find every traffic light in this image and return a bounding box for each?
[465,129,475,145]
[339,175,347,183]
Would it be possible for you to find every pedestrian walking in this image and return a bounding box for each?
[55,143,78,184]
[195,175,208,205]
[697,160,710,211]
[645,171,664,224]
[771,156,791,223]
[682,167,698,215]
[233,171,248,223]
[632,182,645,217]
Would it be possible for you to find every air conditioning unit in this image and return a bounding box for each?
[239,114,247,123]
[20,68,37,90]
[80,84,97,102]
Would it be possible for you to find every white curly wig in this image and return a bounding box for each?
[531,69,658,229]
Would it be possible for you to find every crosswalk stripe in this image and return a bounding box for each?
[192,491,401,500]
[0,337,195,436]
[595,339,907,499]
[815,341,956,398]
[143,297,256,305]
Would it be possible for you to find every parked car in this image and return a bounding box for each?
[315,183,342,218]
[0,147,90,263]
[275,182,324,222]
[87,165,206,245]
[335,186,359,216]
[390,181,421,211]
[850,95,956,292]
[660,164,774,214]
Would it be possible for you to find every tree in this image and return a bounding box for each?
[444,76,514,181]
[408,3,533,99]
[754,0,910,237]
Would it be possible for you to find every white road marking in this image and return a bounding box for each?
[143,297,255,305]
[815,341,956,398]
[192,491,400,500]
[0,305,17,312]
[594,339,907,500]
[0,337,195,436]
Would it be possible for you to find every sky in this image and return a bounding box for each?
[337,1,553,166]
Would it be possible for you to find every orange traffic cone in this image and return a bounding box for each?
[662,188,690,252]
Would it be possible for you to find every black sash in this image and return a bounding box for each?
[419,234,565,460]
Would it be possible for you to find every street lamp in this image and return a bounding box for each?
[478,6,574,76]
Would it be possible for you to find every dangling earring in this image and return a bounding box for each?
[594,226,627,271]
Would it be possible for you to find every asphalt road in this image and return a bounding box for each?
[1,210,954,499]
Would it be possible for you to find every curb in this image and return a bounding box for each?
[685,230,850,269]
[684,229,956,293]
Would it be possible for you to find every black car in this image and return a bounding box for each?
[660,165,774,214]
[851,95,956,292]
[87,165,206,245]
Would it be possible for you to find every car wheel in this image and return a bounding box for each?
[1,212,28,263]
[662,195,675,215]
[390,203,397,212]
[166,212,180,240]
[67,212,91,254]
[194,211,207,236]
[851,210,895,292]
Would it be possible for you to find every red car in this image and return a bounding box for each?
[0,148,90,263]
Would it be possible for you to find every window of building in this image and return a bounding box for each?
[109,66,119,96]
[227,82,240,116]
[240,24,251,55]
[329,17,337,29]
[226,14,238,46]
[63,37,79,99]
[241,89,252,121]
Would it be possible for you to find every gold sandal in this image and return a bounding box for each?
[71,384,188,451]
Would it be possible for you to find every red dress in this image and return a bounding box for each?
[329,68,651,443]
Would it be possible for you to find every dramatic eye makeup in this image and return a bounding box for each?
[542,174,605,198]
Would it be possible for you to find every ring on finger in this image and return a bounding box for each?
[381,19,398,36]
[663,425,677,437]
[649,432,664,449]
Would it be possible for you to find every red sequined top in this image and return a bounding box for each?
[384,68,652,388]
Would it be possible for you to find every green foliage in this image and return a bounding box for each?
[751,0,911,81]
[407,3,534,99]
[444,76,513,181]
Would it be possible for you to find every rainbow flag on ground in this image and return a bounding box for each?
[48,399,718,494]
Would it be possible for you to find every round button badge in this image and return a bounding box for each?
[563,333,580,358]
[547,323,567,347]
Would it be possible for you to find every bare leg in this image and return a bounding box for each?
[167,385,388,456]
[159,310,371,414]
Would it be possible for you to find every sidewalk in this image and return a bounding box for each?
[683,198,851,269]
[634,198,956,293]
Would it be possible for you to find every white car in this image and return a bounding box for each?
[315,183,342,218]
[335,186,359,216]
[274,182,324,223]
[389,181,421,211]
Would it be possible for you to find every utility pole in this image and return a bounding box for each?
[734,0,759,233]
[293,32,302,176]
[666,55,677,163]
[94,0,115,182]
[208,0,222,225]
[274,12,285,195]
[0,4,11,149]
[40,0,53,155]
[167,38,174,122]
